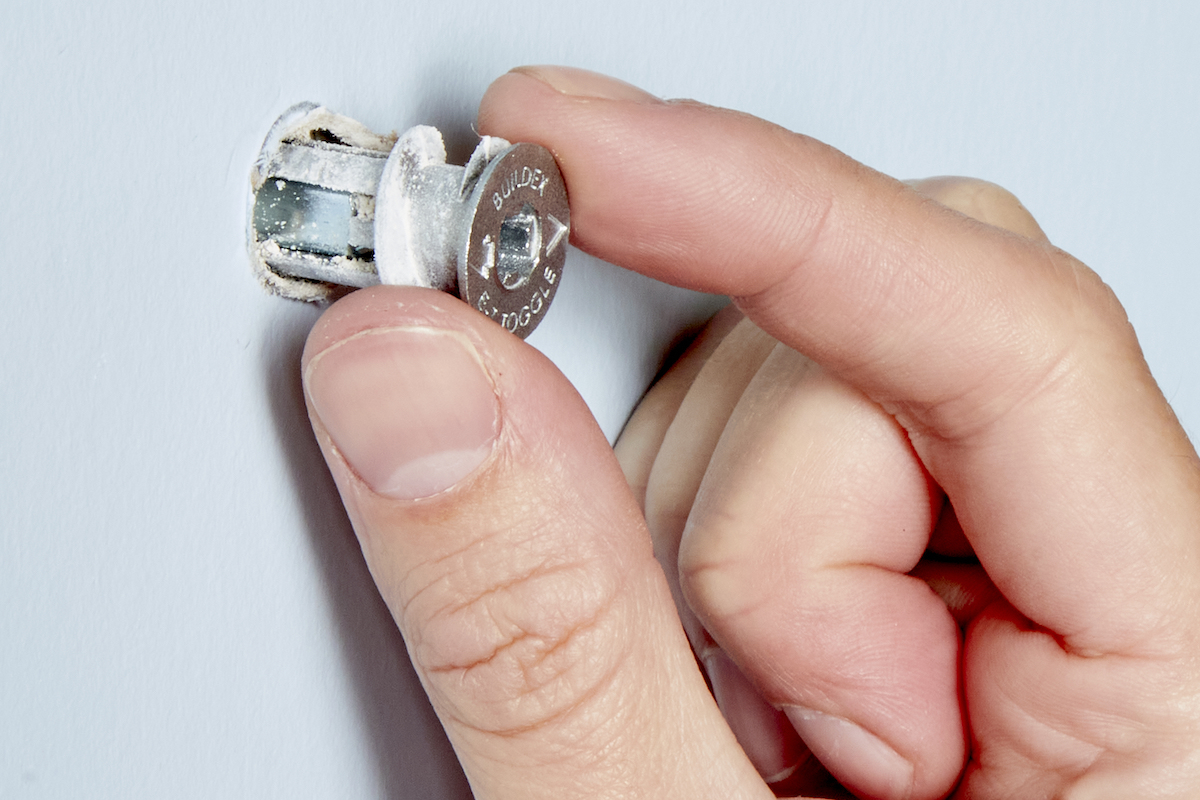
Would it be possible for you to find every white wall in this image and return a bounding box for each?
[2,2,1197,797]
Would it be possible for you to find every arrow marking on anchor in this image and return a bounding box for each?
[545,214,568,255]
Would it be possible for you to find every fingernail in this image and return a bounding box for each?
[703,650,807,784]
[783,706,913,800]
[304,327,499,500]
[511,65,662,103]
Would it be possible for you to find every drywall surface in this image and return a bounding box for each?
[2,2,1197,797]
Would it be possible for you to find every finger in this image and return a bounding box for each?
[302,287,769,800]
[634,316,807,785]
[478,65,1200,665]
[681,343,963,800]
[643,315,778,628]
[704,646,827,792]
[614,302,742,510]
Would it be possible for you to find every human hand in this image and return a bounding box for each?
[300,66,1200,799]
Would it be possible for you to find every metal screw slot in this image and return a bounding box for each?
[498,204,541,290]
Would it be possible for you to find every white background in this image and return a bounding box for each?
[2,3,1197,798]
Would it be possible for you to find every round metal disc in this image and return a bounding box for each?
[459,143,570,339]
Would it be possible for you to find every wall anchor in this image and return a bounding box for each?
[249,102,570,339]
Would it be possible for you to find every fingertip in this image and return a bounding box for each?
[784,707,916,800]
[477,70,541,137]
[508,65,663,103]
[481,66,660,119]
[301,285,485,371]
[300,288,515,510]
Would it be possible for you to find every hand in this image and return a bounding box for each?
[300,67,1200,799]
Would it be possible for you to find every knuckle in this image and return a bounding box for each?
[399,524,627,736]
[912,176,1046,238]
[678,519,774,626]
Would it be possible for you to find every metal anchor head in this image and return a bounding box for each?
[248,103,570,339]
[458,142,569,336]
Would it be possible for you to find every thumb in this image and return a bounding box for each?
[301,286,767,800]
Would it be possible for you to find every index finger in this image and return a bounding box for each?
[478,66,1200,658]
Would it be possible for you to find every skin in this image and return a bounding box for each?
[301,67,1200,799]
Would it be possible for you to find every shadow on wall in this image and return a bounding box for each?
[261,304,472,800]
